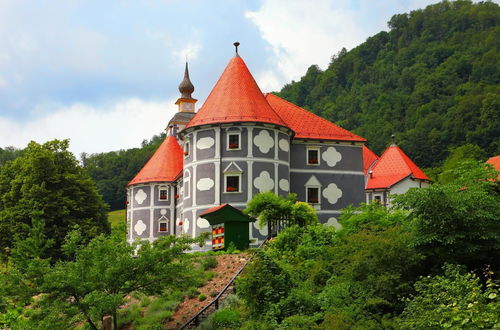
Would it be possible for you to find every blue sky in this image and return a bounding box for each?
[1,0,465,156]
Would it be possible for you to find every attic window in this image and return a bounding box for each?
[227,133,240,150]
[307,187,319,204]
[307,147,320,165]
[159,186,168,200]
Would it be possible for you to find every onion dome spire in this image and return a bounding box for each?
[178,62,194,99]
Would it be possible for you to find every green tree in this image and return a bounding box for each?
[399,264,500,329]
[0,140,110,260]
[394,160,500,270]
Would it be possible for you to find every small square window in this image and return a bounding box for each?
[159,222,168,232]
[307,187,319,204]
[226,175,240,192]
[228,134,240,150]
[159,187,168,200]
[307,149,319,165]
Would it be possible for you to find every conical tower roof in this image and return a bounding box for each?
[185,55,287,129]
[128,136,183,186]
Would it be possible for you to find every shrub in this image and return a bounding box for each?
[198,294,207,301]
[202,256,218,270]
[212,308,242,329]
[187,287,200,299]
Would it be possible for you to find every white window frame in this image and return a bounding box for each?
[306,147,320,166]
[224,173,242,193]
[226,132,241,151]
[158,185,168,201]
[306,186,321,206]
[158,218,169,232]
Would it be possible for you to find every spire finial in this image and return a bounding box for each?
[233,41,240,55]
[178,62,194,99]
[391,134,396,146]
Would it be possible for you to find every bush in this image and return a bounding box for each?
[187,287,200,299]
[202,256,218,270]
[198,294,207,302]
[211,308,242,329]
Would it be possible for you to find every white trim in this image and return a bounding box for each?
[291,168,364,175]
[306,186,321,209]
[315,210,342,214]
[274,130,279,160]
[215,127,221,159]
[214,162,220,205]
[183,169,191,199]
[149,185,154,239]
[226,132,241,151]
[192,210,196,238]
[192,164,197,206]
[274,163,279,194]
[192,131,198,162]
[223,161,243,173]
[247,160,254,202]
[187,156,288,167]
[307,146,321,166]
[247,127,253,157]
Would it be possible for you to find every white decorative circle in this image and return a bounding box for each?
[326,217,342,230]
[134,220,147,235]
[278,138,289,152]
[253,130,274,153]
[322,147,342,167]
[279,179,289,192]
[197,178,214,191]
[254,171,274,192]
[323,183,343,204]
[197,137,215,150]
[183,219,190,232]
[160,209,167,216]
[134,189,147,205]
[253,221,268,236]
[197,217,210,229]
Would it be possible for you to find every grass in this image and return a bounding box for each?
[108,209,126,228]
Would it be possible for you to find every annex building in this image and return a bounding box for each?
[126,44,428,246]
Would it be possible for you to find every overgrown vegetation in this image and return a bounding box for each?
[205,160,500,329]
[277,0,500,167]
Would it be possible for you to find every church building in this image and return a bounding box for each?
[126,44,391,246]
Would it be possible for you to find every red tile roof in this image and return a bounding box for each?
[185,56,287,129]
[200,204,230,216]
[265,94,366,142]
[362,145,379,175]
[366,145,430,189]
[486,155,500,180]
[128,136,183,186]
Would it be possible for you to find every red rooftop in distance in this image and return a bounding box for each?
[185,55,287,129]
[128,136,183,185]
[265,93,366,142]
[366,145,430,189]
[362,145,379,175]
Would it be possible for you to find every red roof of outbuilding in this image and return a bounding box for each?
[185,56,287,129]
[486,155,500,180]
[128,136,183,186]
[366,145,430,189]
[265,94,366,142]
[362,145,379,175]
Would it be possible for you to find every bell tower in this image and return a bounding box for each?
[175,62,197,113]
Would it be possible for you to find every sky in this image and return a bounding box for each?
[0,0,453,156]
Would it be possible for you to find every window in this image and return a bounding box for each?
[374,195,382,204]
[307,147,320,165]
[159,186,168,200]
[225,175,240,193]
[307,187,319,204]
[184,140,190,157]
[159,221,168,232]
[227,133,240,150]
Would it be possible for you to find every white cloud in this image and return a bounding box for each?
[0,98,177,157]
[172,42,202,64]
[246,0,438,90]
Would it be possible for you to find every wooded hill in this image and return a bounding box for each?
[277,0,499,167]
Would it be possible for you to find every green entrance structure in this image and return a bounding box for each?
[200,204,256,251]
